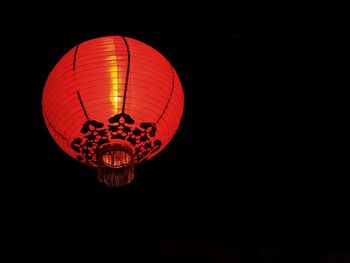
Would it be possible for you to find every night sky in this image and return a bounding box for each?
[2,16,349,262]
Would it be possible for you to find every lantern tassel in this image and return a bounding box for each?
[97,143,135,187]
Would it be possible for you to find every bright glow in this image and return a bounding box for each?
[108,55,122,114]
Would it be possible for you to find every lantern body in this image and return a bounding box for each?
[42,36,184,185]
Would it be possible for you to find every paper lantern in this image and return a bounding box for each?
[42,36,184,187]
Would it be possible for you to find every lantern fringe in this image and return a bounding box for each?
[97,143,135,187]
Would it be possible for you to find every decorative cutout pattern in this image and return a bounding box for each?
[70,113,162,165]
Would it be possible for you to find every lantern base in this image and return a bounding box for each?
[97,143,135,187]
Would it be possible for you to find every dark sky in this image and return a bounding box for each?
[2,16,349,262]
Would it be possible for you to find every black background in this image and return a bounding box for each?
[2,14,349,262]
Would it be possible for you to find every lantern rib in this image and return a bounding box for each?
[42,110,67,141]
[77,91,89,119]
[121,37,130,113]
[73,44,79,71]
[156,68,175,123]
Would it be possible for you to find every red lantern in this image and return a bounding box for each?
[42,36,184,187]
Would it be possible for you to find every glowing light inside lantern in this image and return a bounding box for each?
[108,54,122,114]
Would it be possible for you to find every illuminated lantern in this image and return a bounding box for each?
[42,36,184,187]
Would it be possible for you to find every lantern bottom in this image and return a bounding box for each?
[97,142,135,187]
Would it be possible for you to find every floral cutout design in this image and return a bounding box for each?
[70,113,162,165]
